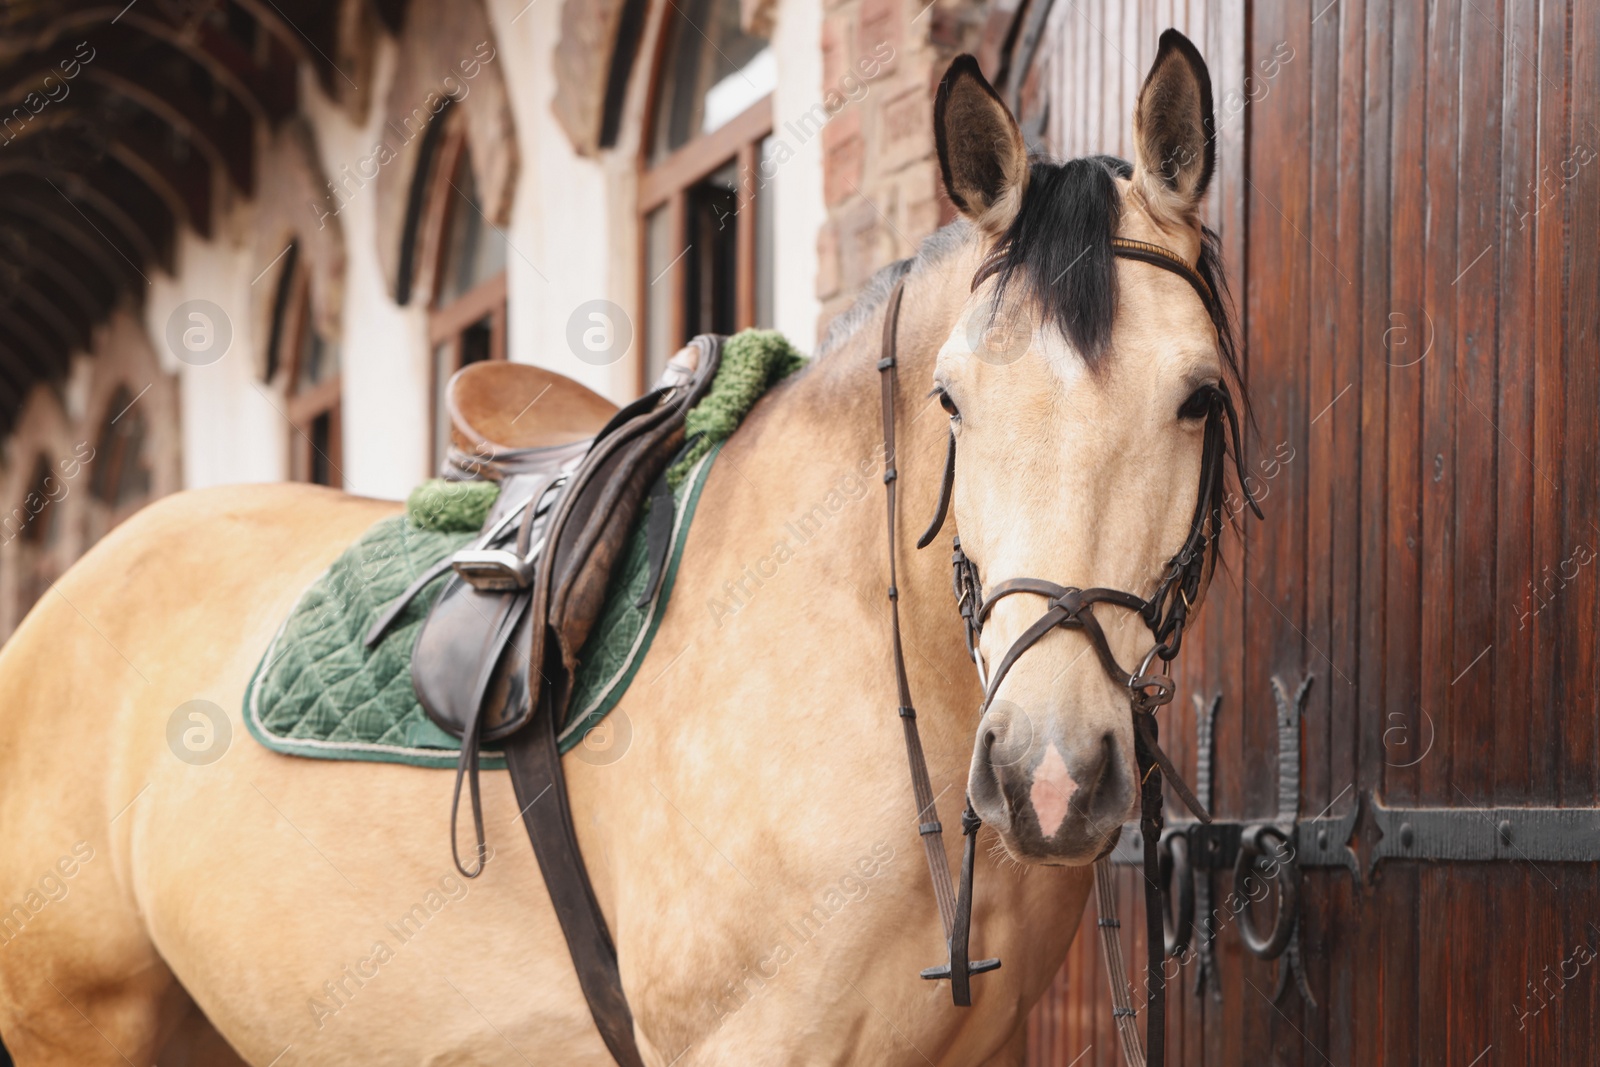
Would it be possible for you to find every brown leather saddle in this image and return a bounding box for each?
[365,341,721,1067]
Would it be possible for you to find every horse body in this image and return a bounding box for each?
[0,246,1080,1065]
[0,35,1236,1066]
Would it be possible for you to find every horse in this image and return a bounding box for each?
[0,32,1241,1066]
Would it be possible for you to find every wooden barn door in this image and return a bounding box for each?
[999,2,1600,1064]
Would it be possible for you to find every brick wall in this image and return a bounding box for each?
[815,0,985,332]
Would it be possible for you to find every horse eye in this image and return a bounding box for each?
[1177,385,1216,421]
[937,388,960,419]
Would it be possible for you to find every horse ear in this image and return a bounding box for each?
[1131,29,1215,224]
[935,55,1029,234]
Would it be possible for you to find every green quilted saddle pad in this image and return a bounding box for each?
[243,445,720,767]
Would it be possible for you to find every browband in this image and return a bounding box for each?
[1106,237,1216,306]
[970,236,1216,311]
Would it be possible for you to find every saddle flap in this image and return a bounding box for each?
[411,335,722,744]
[542,335,725,680]
[411,469,563,742]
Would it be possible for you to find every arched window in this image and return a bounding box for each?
[424,117,508,473]
[19,454,61,548]
[269,241,343,487]
[89,387,152,509]
[639,0,775,387]
[16,453,63,614]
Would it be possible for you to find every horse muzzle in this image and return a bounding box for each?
[967,705,1136,864]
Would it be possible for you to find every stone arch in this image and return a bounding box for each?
[250,117,348,383]
[374,0,518,303]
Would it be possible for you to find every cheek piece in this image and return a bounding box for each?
[876,238,1260,1067]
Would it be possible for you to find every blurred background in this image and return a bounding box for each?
[0,1,1596,1063]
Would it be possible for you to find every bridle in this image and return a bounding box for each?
[876,236,1259,1067]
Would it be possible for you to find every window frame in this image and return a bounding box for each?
[636,10,774,394]
[15,452,62,616]
[274,252,344,488]
[420,119,510,474]
[88,385,153,512]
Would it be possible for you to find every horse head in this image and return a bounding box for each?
[921,33,1248,866]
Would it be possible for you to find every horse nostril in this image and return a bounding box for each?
[982,728,998,751]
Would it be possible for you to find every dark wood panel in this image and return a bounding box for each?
[1020,0,1600,1062]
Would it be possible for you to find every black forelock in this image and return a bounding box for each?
[988,153,1241,393]
[988,155,1128,367]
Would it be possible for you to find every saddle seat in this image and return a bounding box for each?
[443,361,619,480]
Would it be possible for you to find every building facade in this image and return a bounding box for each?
[0,0,986,641]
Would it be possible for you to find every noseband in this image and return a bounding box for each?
[876,237,1258,1067]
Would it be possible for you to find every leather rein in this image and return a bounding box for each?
[876,236,1259,1067]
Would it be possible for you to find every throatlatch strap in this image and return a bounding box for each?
[877,278,961,941]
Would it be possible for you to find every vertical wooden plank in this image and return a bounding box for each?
[1565,0,1600,831]
[1493,3,1542,1060]
[1297,0,1343,1060]
[1449,0,1505,1061]
[1245,0,1313,1059]
[1381,0,1427,1059]
[1086,0,1104,153]
[1206,1,1249,1064]
[1327,0,1381,1058]
[1415,0,1462,1061]
[1523,2,1575,1064]
[1556,0,1599,1057]
[1383,0,1424,822]
[1098,0,1121,158]
[1492,0,1536,811]
[1524,0,1565,810]
[1127,0,1147,161]
[1548,0,1600,809]
[1416,0,1461,822]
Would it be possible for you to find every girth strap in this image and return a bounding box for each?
[503,683,647,1067]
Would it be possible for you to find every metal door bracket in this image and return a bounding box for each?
[1113,669,1600,1008]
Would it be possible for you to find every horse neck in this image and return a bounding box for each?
[764,261,986,761]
